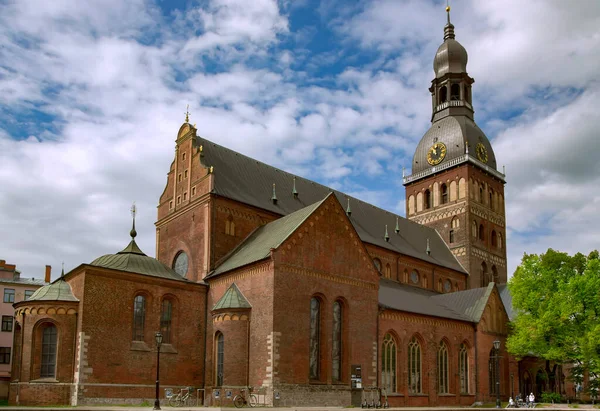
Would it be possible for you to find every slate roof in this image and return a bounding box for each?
[26,277,79,302]
[379,279,502,323]
[213,283,252,311]
[197,136,466,274]
[209,196,329,277]
[497,284,514,321]
[91,237,188,283]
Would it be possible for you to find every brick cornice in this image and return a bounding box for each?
[380,310,474,331]
[155,192,211,227]
[278,263,378,291]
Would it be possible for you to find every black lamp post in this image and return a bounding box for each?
[493,340,501,409]
[153,332,163,410]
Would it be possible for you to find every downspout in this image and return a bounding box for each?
[474,324,479,403]
[246,315,251,388]
[376,307,382,389]
[71,312,79,405]
[17,311,26,405]
[202,287,209,405]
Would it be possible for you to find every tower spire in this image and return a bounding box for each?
[184,105,190,123]
[130,202,137,239]
[444,2,455,40]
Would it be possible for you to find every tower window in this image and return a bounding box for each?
[491,230,497,248]
[441,183,448,204]
[183,192,187,201]
[479,186,484,203]
[479,224,485,241]
[184,170,188,179]
[451,84,460,101]
[182,152,186,161]
[451,217,460,229]
[178,174,182,182]
[439,86,447,104]
[449,230,455,244]
[489,191,493,210]
[169,201,173,210]
[424,189,431,209]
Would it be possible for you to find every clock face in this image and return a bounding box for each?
[173,251,189,277]
[476,143,488,163]
[427,142,447,166]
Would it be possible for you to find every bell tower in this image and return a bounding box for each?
[403,6,508,288]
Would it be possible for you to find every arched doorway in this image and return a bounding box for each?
[522,371,532,397]
[536,369,548,396]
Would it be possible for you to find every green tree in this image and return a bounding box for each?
[507,249,600,396]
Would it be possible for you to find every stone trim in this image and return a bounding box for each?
[411,204,467,225]
[471,247,506,268]
[279,264,378,290]
[210,261,272,287]
[381,311,473,331]
[264,331,281,389]
[469,204,505,227]
[213,313,249,322]
[216,204,267,223]
[14,306,77,316]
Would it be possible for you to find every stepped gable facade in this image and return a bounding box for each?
[11,9,572,408]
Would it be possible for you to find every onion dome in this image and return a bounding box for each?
[433,9,468,78]
[26,269,78,302]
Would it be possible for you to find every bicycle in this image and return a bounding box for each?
[168,387,194,407]
[233,387,258,408]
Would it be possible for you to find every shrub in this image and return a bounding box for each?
[541,391,562,403]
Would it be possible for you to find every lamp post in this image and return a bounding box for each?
[154,332,163,410]
[493,340,501,409]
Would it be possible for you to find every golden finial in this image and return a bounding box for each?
[209,166,214,173]
[185,104,190,123]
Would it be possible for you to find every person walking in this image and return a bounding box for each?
[528,392,535,408]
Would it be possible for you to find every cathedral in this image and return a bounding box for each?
[8,9,569,407]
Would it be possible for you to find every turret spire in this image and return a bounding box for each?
[444,4,455,40]
[184,105,190,123]
[130,202,137,239]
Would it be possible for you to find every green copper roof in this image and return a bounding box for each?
[27,277,79,302]
[212,283,251,311]
[209,195,329,277]
[90,223,187,282]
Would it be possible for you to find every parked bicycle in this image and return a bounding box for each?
[233,387,258,408]
[169,387,194,407]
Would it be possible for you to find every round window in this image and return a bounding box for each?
[373,258,382,273]
[173,252,189,277]
[410,270,419,284]
[444,279,452,292]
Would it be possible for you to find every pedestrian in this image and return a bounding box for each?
[529,392,535,408]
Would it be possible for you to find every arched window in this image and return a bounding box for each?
[460,343,469,393]
[451,217,460,229]
[161,299,173,344]
[385,264,391,279]
[382,334,397,393]
[441,184,448,204]
[403,269,409,283]
[464,86,470,103]
[450,84,460,101]
[437,341,449,393]
[408,337,422,393]
[472,221,477,238]
[41,324,57,378]
[373,258,382,273]
[479,186,484,203]
[216,332,224,386]
[498,233,503,250]
[439,86,447,104]
[492,265,498,282]
[489,191,493,210]
[225,216,235,236]
[479,224,485,241]
[424,190,431,209]
[481,262,489,287]
[491,230,497,247]
[489,347,498,395]
[449,230,455,243]
[132,295,145,341]
[332,301,342,382]
[309,297,321,380]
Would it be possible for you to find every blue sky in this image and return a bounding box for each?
[1,0,599,280]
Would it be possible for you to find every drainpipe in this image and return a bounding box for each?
[474,324,479,402]
[202,287,209,406]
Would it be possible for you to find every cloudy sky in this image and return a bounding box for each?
[1,0,599,281]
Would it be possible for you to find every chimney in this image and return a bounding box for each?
[45,265,51,283]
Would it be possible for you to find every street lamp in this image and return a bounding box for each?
[493,340,501,409]
[154,332,163,410]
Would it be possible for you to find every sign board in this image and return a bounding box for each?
[214,389,220,399]
[226,390,232,399]
[164,388,173,399]
[351,364,362,389]
[275,391,280,400]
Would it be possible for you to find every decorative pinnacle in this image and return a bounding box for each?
[426,238,431,255]
[61,261,65,278]
[271,183,278,204]
[346,198,352,216]
[384,225,390,242]
[395,217,400,234]
[402,166,405,178]
[130,202,137,239]
[185,104,190,123]
[292,177,298,198]
[465,140,469,154]
[444,1,455,40]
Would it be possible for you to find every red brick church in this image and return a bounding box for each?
[9,10,569,407]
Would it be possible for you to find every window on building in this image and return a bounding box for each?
[441,184,448,204]
[460,343,469,393]
[182,152,186,161]
[169,201,173,209]
[491,230,497,247]
[451,217,460,229]
[225,218,236,236]
[492,265,499,283]
[184,170,188,179]
[385,264,391,279]
[161,299,172,344]
[472,221,477,238]
[309,297,321,380]
[1,316,13,332]
[132,295,146,341]
[178,174,182,182]
[481,262,489,287]
[41,325,57,377]
[489,348,498,395]
[24,290,35,300]
[408,337,422,394]
[489,190,494,211]
[437,341,449,394]
[192,186,196,196]
[451,83,460,101]
[449,230,455,244]
[183,192,187,201]
[332,301,342,382]
[424,190,431,209]
[479,224,485,241]
[479,186,484,203]
[382,333,397,393]
[439,86,447,104]
[177,196,181,204]
[498,233,503,250]
[3,289,15,303]
[216,332,224,386]
[373,258,382,273]
[0,347,10,364]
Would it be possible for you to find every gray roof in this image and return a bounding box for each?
[497,284,514,321]
[90,237,189,283]
[0,277,45,286]
[433,22,468,79]
[26,278,79,302]
[197,136,466,274]
[209,197,328,276]
[380,279,504,323]
[213,283,252,311]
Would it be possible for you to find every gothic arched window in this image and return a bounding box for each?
[441,183,448,204]
[424,190,431,209]
[481,262,489,287]
[460,343,469,393]
[498,233,503,250]
[491,230,498,248]
[408,337,422,393]
[472,221,477,238]
[479,224,485,241]
[385,264,392,279]
[332,301,342,382]
[382,333,397,393]
[489,347,498,395]
[41,324,57,378]
[132,295,146,341]
[216,332,224,386]
[492,265,498,282]
[161,298,173,344]
[439,86,448,104]
[451,217,460,229]
[437,341,449,393]
[309,297,321,380]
